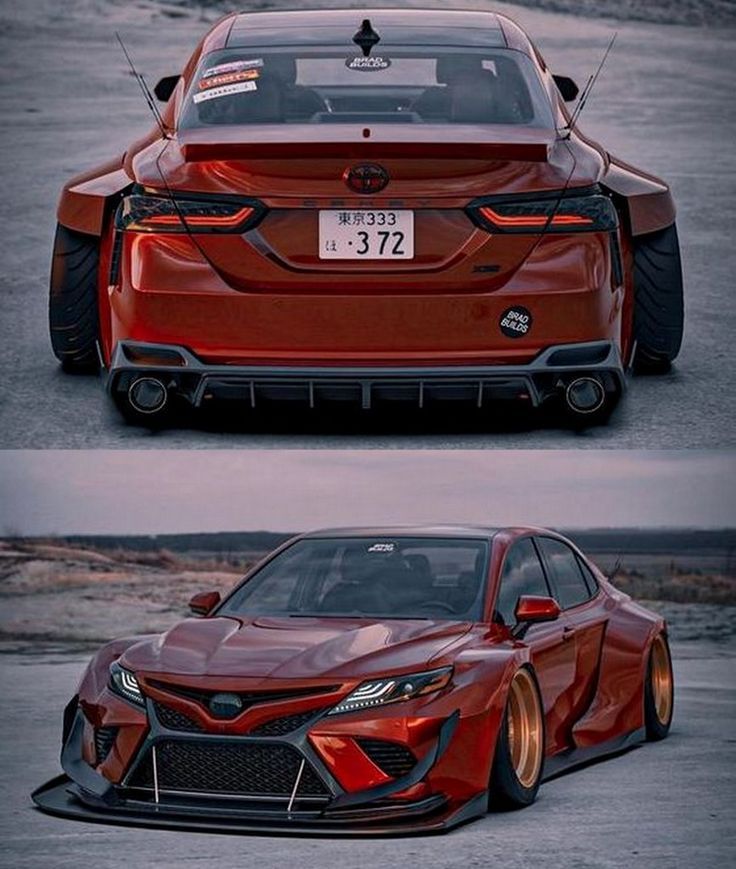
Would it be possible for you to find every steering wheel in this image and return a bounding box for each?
[416,601,457,615]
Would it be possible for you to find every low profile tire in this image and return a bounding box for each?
[489,666,545,810]
[644,633,674,741]
[49,223,101,373]
[632,223,684,374]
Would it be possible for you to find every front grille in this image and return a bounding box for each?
[94,727,118,764]
[357,739,417,779]
[148,680,338,712]
[128,740,330,798]
[249,708,326,737]
[154,701,204,733]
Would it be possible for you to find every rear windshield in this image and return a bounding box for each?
[219,536,490,620]
[179,48,554,129]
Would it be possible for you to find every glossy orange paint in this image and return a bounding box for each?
[54,7,674,383]
[62,525,667,825]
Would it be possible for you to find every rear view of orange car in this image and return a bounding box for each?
[49,9,683,428]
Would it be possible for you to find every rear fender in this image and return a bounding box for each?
[57,156,132,236]
[571,597,664,748]
[602,156,676,237]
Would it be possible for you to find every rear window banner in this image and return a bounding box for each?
[201,58,264,78]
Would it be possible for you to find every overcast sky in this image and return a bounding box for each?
[0,450,733,536]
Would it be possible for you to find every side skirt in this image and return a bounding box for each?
[542,727,646,782]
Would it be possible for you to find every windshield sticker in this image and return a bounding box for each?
[193,81,257,104]
[367,543,396,553]
[201,59,264,78]
[346,55,392,72]
[199,69,260,90]
[499,306,533,338]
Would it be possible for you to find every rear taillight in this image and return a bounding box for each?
[116,193,264,234]
[471,192,618,234]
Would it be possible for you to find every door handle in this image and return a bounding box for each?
[562,626,576,642]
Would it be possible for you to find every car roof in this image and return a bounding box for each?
[298,525,501,541]
[226,8,509,50]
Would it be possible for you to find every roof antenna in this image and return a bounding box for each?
[353,19,381,57]
[607,554,624,584]
[563,32,617,137]
[115,32,169,140]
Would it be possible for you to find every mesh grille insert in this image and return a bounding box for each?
[154,701,205,733]
[94,727,118,765]
[249,708,326,737]
[128,740,330,797]
[356,739,417,779]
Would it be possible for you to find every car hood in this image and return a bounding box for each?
[120,615,473,682]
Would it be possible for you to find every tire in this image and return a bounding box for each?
[488,666,545,810]
[632,223,684,374]
[49,223,101,372]
[644,633,674,741]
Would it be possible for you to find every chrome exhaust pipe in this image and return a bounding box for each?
[564,376,606,415]
[127,377,168,415]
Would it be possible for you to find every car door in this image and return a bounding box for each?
[536,537,608,733]
[495,536,576,755]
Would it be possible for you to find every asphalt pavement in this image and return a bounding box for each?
[0,642,733,868]
[1,0,735,448]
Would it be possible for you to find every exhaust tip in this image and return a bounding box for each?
[564,376,606,415]
[128,377,168,415]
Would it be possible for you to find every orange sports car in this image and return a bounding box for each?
[33,526,674,835]
[50,9,684,426]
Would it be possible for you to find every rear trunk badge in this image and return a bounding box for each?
[344,164,390,194]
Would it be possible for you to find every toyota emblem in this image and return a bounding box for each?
[344,164,390,195]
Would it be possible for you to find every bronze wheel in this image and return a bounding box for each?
[507,667,544,789]
[645,633,674,740]
[651,634,674,724]
[489,666,544,809]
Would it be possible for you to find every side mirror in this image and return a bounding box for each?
[154,75,181,103]
[189,590,221,616]
[553,74,579,102]
[515,595,561,624]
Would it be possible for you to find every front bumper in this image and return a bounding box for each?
[107,339,625,413]
[33,705,486,836]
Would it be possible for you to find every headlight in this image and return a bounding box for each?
[328,667,452,716]
[109,661,145,707]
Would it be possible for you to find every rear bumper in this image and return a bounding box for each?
[107,339,626,411]
[33,706,486,836]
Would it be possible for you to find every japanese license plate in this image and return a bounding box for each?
[318,210,414,260]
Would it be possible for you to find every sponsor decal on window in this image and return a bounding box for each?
[192,81,258,103]
[346,55,392,72]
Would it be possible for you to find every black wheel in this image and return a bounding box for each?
[644,633,674,741]
[632,223,684,374]
[49,223,101,373]
[488,666,544,810]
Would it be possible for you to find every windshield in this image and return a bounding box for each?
[179,48,554,129]
[219,537,490,620]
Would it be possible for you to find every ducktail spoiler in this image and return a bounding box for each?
[178,128,554,163]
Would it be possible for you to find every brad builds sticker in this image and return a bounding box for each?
[499,306,533,338]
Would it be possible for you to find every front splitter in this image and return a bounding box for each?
[32,776,488,838]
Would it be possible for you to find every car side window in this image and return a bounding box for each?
[537,538,592,610]
[495,538,549,626]
[576,555,599,596]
